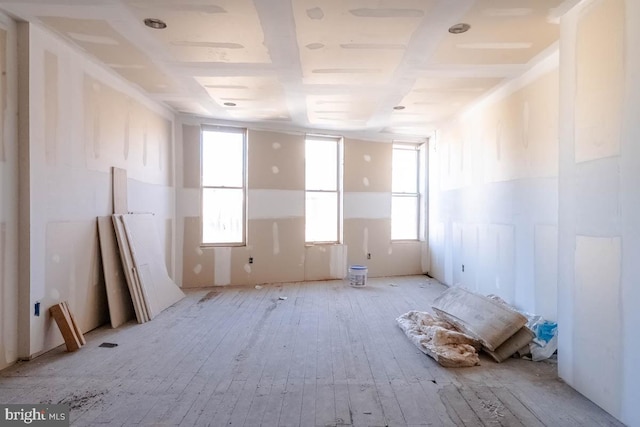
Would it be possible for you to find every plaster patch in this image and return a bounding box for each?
[363,154,371,162]
[363,177,370,187]
[49,289,60,300]
[193,264,202,275]
[349,8,424,18]
[52,255,60,264]
[363,227,369,255]
[388,246,393,255]
[68,32,119,45]
[306,43,325,50]
[306,7,324,20]
[195,247,203,256]
[272,142,281,149]
[272,222,280,255]
[272,166,279,174]
[243,263,252,274]
[523,101,530,147]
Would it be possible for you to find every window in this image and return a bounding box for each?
[201,127,246,245]
[305,136,342,243]
[392,143,420,240]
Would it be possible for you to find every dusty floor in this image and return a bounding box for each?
[0,276,624,426]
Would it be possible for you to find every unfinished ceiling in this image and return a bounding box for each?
[0,0,570,141]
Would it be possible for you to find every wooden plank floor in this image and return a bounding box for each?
[0,276,623,427]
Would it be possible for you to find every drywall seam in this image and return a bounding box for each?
[272,222,280,255]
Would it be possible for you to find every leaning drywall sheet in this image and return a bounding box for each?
[112,214,149,323]
[112,167,127,214]
[97,216,135,328]
[121,214,184,318]
[432,287,527,351]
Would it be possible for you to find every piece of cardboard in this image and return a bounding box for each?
[432,287,527,351]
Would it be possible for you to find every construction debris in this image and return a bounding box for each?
[396,311,480,368]
[50,301,86,352]
[431,287,528,352]
[398,286,544,367]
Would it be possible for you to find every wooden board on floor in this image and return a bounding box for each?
[97,216,135,328]
[121,213,184,319]
[112,167,127,214]
[112,214,150,323]
[49,302,84,352]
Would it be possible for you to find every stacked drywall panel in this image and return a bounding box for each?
[112,213,184,323]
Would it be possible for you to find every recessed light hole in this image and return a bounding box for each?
[448,23,470,34]
[144,18,167,29]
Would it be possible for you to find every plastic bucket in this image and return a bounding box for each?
[348,265,368,287]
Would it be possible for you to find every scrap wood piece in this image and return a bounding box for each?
[432,287,527,351]
[61,301,86,346]
[50,302,84,352]
[396,311,480,368]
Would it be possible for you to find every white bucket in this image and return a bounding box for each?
[348,265,368,287]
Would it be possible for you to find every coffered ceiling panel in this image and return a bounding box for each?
[0,0,570,141]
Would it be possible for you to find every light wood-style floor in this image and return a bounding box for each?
[0,276,623,427]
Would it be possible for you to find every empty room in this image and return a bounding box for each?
[0,0,638,426]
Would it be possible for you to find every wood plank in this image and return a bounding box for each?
[112,167,127,214]
[49,303,81,352]
[97,216,135,328]
[61,301,86,346]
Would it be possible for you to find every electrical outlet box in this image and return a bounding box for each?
[249,257,254,264]
[34,302,40,316]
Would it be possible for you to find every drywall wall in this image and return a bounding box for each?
[558,0,639,424]
[429,63,559,318]
[177,124,425,287]
[0,13,19,370]
[19,22,175,357]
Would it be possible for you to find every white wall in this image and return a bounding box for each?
[429,62,559,319]
[0,12,19,370]
[176,119,426,288]
[19,22,176,358]
[558,0,640,424]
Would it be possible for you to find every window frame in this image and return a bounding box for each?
[305,134,343,245]
[200,125,248,247]
[391,142,421,241]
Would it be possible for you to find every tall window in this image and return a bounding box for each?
[201,127,246,245]
[392,143,419,240]
[305,136,342,243]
